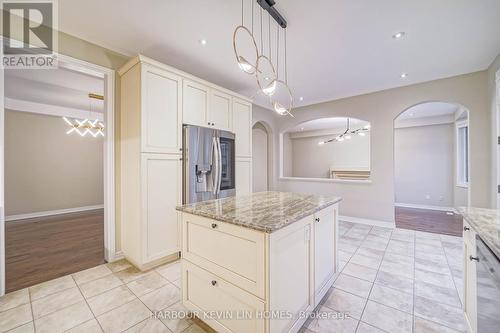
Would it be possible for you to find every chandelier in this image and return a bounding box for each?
[233,0,293,116]
[318,119,371,145]
[63,93,104,137]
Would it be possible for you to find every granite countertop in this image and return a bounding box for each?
[458,207,500,259]
[176,191,342,233]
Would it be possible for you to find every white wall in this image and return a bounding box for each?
[488,53,500,208]
[395,123,454,207]
[254,71,491,225]
[286,131,370,178]
[5,110,104,216]
[252,123,268,192]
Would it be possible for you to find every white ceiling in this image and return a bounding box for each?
[5,68,104,112]
[397,102,458,120]
[287,117,369,133]
[58,0,500,110]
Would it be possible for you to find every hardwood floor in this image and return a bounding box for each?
[395,206,463,237]
[5,209,105,293]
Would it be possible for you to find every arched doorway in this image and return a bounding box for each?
[252,121,271,192]
[394,101,470,236]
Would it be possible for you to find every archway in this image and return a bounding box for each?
[393,101,470,236]
[252,121,273,192]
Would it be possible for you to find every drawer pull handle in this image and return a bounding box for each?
[211,280,217,286]
[315,218,320,222]
[469,256,479,262]
[211,223,217,229]
[464,226,470,231]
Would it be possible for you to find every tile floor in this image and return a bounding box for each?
[0,259,211,333]
[0,221,465,333]
[303,221,465,333]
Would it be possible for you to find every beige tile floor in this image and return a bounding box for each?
[0,221,465,333]
[302,221,465,333]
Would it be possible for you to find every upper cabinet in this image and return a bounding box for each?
[232,98,252,157]
[142,65,182,154]
[183,79,209,127]
[209,89,232,131]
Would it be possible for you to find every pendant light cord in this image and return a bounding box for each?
[268,14,271,61]
[285,28,287,84]
[260,6,263,54]
[241,0,243,26]
[251,0,254,35]
[276,23,279,80]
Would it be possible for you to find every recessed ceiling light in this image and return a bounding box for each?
[392,32,406,39]
[400,73,408,78]
[300,127,304,131]
[299,96,304,101]
[410,113,414,117]
[199,39,207,45]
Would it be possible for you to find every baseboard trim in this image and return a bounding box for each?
[107,251,124,263]
[395,202,457,213]
[339,215,395,228]
[5,205,104,222]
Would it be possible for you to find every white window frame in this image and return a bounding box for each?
[456,119,469,188]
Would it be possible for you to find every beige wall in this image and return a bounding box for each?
[286,131,370,179]
[254,71,491,224]
[252,123,268,192]
[5,111,103,215]
[395,124,454,207]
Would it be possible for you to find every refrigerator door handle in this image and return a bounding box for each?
[212,136,219,195]
[216,136,222,195]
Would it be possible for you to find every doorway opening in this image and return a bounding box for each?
[252,121,272,192]
[394,102,469,236]
[1,57,115,293]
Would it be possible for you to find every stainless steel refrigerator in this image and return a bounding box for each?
[182,125,236,204]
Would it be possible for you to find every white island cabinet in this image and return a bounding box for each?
[177,192,341,333]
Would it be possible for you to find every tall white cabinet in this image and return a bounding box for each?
[119,55,253,270]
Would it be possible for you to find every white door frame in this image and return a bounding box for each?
[496,69,500,208]
[0,52,117,296]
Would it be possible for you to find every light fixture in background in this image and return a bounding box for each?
[317,118,370,145]
[299,96,304,101]
[400,73,408,78]
[392,31,406,39]
[63,93,104,137]
[199,39,207,45]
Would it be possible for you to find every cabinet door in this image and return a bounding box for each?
[141,154,181,263]
[313,206,336,305]
[236,157,252,196]
[269,218,313,333]
[464,233,477,333]
[232,98,252,157]
[183,79,209,127]
[142,66,182,153]
[209,89,232,131]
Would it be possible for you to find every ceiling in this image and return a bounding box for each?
[287,117,369,133]
[397,102,458,120]
[5,68,104,113]
[58,0,500,110]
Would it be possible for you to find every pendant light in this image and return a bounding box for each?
[317,118,370,145]
[233,0,259,75]
[63,93,104,137]
[270,26,293,116]
[256,10,277,96]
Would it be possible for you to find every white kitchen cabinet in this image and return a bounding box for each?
[313,206,337,306]
[463,221,477,333]
[141,154,182,263]
[141,65,182,154]
[232,98,252,157]
[183,79,209,127]
[236,157,252,195]
[209,89,232,131]
[119,55,252,271]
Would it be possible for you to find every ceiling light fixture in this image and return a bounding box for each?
[63,93,104,137]
[233,0,294,116]
[299,96,304,101]
[318,118,370,145]
[392,31,406,39]
[199,39,207,45]
[400,73,408,78]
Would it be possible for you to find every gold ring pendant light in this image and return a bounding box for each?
[233,0,293,116]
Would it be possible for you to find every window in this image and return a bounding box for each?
[456,120,469,187]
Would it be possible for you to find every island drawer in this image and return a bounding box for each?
[182,213,266,299]
[182,260,265,333]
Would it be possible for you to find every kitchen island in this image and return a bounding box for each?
[176,191,341,333]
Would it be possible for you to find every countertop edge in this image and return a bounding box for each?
[458,207,500,259]
[176,197,342,233]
